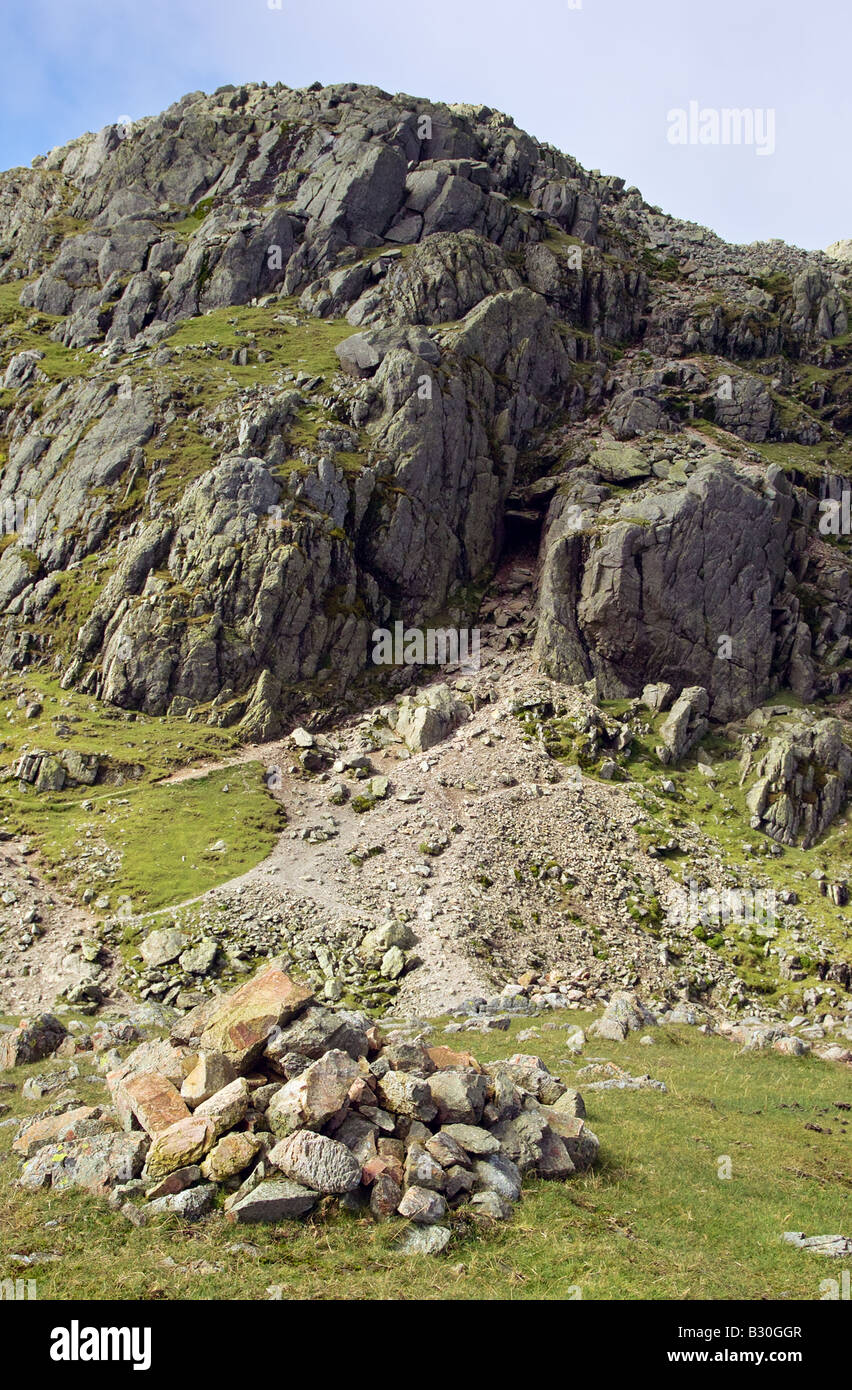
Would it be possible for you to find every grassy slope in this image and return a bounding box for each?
[527,691,852,1010]
[0,676,283,913]
[0,1012,849,1301]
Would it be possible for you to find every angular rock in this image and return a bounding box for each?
[194,1078,250,1139]
[13,1105,108,1158]
[269,1130,361,1194]
[172,961,313,1072]
[180,1050,237,1107]
[225,1178,317,1224]
[441,1123,500,1155]
[427,1068,488,1125]
[394,1224,452,1255]
[117,1072,191,1137]
[140,927,188,967]
[201,1132,263,1182]
[147,1183,216,1221]
[267,1050,359,1136]
[19,1133,149,1194]
[142,1116,215,1179]
[376,1070,437,1122]
[397,1184,447,1225]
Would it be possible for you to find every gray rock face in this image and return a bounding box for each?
[0,78,849,740]
[535,458,815,721]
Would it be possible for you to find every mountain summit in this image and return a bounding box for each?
[0,79,849,740]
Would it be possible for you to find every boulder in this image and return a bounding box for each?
[0,1014,67,1069]
[397,1185,447,1225]
[267,1050,359,1136]
[427,1068,488,1125]
[146,1183,216,1221]
[172,960,313,1072]
[194,1078,250,1139]
[269,1130,361,1194]
[13,1105,109,1158]
[140,927,188,967]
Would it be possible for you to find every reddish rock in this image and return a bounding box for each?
[119,1072,191,1137]
[13,1106,107,1158]
[427,1045,482,1072]
[172,961,313,1072]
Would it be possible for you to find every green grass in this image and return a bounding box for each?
[0,281,91,382]
[164,298,355,386]
[5,762,283,915]
[0,676,283,912]
[0,1013,848,1300]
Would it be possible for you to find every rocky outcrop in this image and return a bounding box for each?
[0,79,849,735]
[743,718,852,847]
[534,449,821,721]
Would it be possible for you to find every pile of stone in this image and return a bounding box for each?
[10,961,598,1254]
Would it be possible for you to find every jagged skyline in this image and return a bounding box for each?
[1,0,849,250]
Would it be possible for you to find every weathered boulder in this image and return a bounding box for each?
[172,961,313,1072]
[142,1116,216,1179]
[269,1130,362,1194]
[389,684,470,752]
[0,1014,67,1069]
[19,1133,148,1194]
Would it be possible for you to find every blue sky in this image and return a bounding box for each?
[1,0,848,250]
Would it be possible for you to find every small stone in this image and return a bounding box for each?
[147,1183,216,1222]
[397,1185,447,1225]
[394,1224,452,1255]
[470,1189,514,1220]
